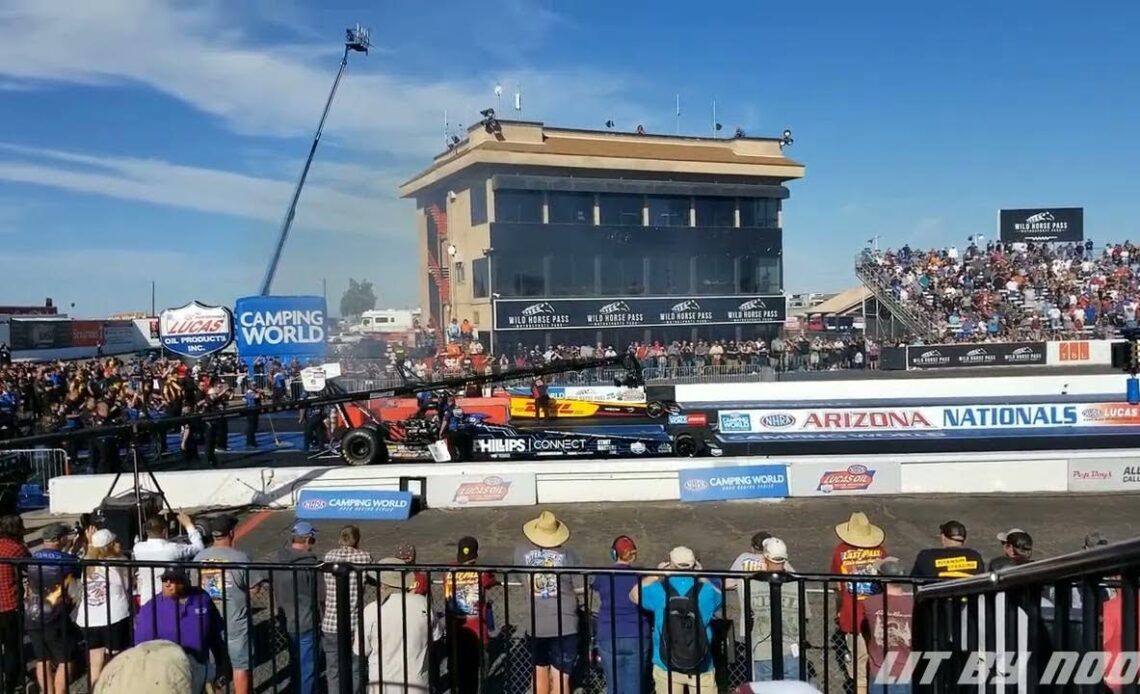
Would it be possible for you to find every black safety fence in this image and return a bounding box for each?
[0,554,956,694]
[915,539,1140,694]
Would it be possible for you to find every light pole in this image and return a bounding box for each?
[258,25,371,296]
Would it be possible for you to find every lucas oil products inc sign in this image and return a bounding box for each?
[234,295,327,359]
[159,301,234,359]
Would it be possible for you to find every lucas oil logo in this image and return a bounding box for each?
[159,301,234,359]
[817,464,876,493]
[718,412,753,432]
[453,476,512,504]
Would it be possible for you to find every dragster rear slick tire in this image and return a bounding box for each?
[341,427,389,466]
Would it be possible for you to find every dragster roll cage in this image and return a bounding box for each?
[0,354,645,450]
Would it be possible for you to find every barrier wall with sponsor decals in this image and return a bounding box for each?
[46,446,1140,515]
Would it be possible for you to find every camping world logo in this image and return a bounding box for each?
[728,296,784,322]
[588,300,643,326]
[661,299,712,324]
[506,301,570,328]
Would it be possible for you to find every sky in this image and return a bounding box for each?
[1,0,1138,318]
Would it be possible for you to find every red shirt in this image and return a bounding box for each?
[830,542,887,633]
[0,538,30,613]
[412,571,429,596]
[861,592,914,680]
[1102,592,1139,692]
[443,563,496,643]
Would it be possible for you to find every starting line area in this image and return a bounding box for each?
[48,446,1140,515]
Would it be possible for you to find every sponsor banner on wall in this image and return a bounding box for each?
[69,320,103,347]
[234,295,327,359]
[494,295,787,331]
[1047,340,1112,366]
[678,464,788,502]
[787,461,901,497]
[906,342,1046,369]
[425,473,537,509]
[999,207,1084,243]
[1067,458,1140,492]
[159,301,234,359]
[102,321,139,352]
[295,489,413,520]
[10,320,71,350]
[716,403,1140,441]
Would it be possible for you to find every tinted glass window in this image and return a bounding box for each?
[472,257,489,298]
[547,253,597,296]
[548,192,594,224]
[598,194,644,226]
[694,197,736,227]
[495,190,543,223]
[470,185,488,225]
[695,254,736,294]
[649,255,691,294]
[648,196,691,227]
[739,198,780,228]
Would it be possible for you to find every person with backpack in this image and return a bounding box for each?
[28,523,81,694]
[628,546,722,694]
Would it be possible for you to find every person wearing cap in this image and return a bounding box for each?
[395,544,430,596]
[444,536,498,694]
[830,512,888,694]
[134,567,231,694]
[133,512,206,606]
[28,522,81,694]
[989,529,1033,571]
[747,538,809,683]
[514,511,581,694]
[859,558,914,693]
[267,520,322,694]
[358,558,432,693]
[910,520,983,580]
[629,546,723,694]
[76,528,132,686]
[591,535,650,694]
[320,526,373,694]
[192,515,254,694]
[0,516,28,694]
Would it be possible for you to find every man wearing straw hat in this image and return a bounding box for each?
[829,513,888,694]
[514,511,581,694]
[357,558,431,693]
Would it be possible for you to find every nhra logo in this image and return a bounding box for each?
[760,413,796,428]
[507,302,570,328]
[299,498,328,511]
[719,412,753,432]
[683,479,710,492]
[817,464,876,493]
[453,476,512,504]
[474,438,527,454]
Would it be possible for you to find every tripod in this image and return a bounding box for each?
[102,424,175,545]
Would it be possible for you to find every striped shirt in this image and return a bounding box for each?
[320,546,373,634]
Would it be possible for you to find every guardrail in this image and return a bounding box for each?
[2,554,939,694]
[0,448,68,512]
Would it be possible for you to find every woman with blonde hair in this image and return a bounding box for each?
[74,529,132,686]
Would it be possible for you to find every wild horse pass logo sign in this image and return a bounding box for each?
[159,301,234,359]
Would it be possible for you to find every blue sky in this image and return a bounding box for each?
[1,0,1138,317]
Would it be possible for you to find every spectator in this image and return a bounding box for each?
[192,515,254,694]
[134,513,206,605]
[860,558,914,694]
[910,520,984,579]
[93,640,194,694]
[134,567,231,694]
[267,521,322,694]
[1101,587,1140,693]
[514,511,580,694]
[27,523,81,694]
[830,513,888,694]
[322,525,373,694]
[747,538,808,682]
[76,529,132,686]
[591,535,650,694]
[444,536,498,694]
[358,558,432,693]
[0,515,29,694]
[395,543,429,596]
[630,546,722,694]
[989,530,1033,571]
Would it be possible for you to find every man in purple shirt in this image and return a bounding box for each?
[134,567,231,693]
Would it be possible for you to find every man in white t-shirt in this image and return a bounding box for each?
[132,513,205,604]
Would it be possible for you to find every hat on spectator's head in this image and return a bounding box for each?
[835,512,885,549]
[997,528,1026,544]
[750,531,772,551]
[209,515,238,538]
[522,511,570,548]
[874,556,908,577]
[41,522,72,542]
[1084,532,1109,550]
[378,557,411,590]
[762,538,789,564]
[669,546,697,570]
[940,520,968,542]
[395,543,416,563]
[160,566,189,585]
[457,537,479,562]
[291,521,318,539]
[1004,531,1033,553]
[93,640,193,694]
[91,529,116,549]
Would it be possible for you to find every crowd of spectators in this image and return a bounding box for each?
[0,508,1128,694]
[861,240,1140,343]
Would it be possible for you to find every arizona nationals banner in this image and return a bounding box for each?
[234,295,327,359]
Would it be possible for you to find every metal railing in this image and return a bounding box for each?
[915,540,1140,694]
[0,553,949,694]
[854,254,938,338]
[0,448,68,512]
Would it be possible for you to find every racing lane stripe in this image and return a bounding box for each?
[234,510,273,541]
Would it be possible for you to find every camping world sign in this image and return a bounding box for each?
[159,301,234,359]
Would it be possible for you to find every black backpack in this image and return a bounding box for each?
[660,579,709,674]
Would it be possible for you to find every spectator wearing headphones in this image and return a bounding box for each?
[591,536,650,694]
